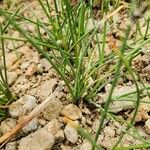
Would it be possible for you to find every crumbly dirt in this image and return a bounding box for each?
[0,0,150,150]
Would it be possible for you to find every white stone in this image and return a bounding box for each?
[37,64,44,73]
[18,126,55,150]
[9,95,37,118]
[20,62,30,71]
[80,140,92,150]
[64,124,78,144]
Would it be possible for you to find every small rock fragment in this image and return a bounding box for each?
[92,119,99,132]
[31,52,40,64]
[37,79,58,100]
[46,119,61,135]
[7,42,16,51]
[142,64,150,74]
[81,116,86,126]
[141,55,150,65]
[86,118,92,126]
[64,124,78,144]
[100,137,119,150]
[22,118,38,133]
[40,58,51,71]
[5,141,17,150]
[9,95,37,118]
[43,98,63,120]
[25,63,37,77]
[18,125,55,150]
[55,130,65,143]
[131,97,150,122]
[0,118,17,135]
[11,61,21,71]
[37,64,44,73]
[109,101,134,113]
[20,61,30,71]
[103,126,115,138]
[104,85,136,113]
[18,46,32,56]
[7,71,18,85]
[114,122,122,135]
[145,119,150,134]
[38,118,47,126]
[61,104,82,120]
[121,133,135,147]
[44,119,64,142]
[5,53,18,69]
[82,107,91,115]
[80,140,92,150]
[86,18,99,32]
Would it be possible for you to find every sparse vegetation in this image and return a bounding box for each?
[0,24,15,119]
[0,0,150,149]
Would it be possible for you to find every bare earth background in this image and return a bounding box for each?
[0,0,150,150]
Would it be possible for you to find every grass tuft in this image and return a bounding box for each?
[0,0,150,149]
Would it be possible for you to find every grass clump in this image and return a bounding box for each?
[0,0,150,149]
[0,24,15,119]
[0,0,115,104]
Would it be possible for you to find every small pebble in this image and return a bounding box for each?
[61,104,82,120]
[40,58,51,71]
[0,118,17,135]
[7,71,18,85]
[64,124,78,144]
[25,63,37,77]
[5,141,17,150]
[37,64,44,73]
[22,118,38,133]
[145,119,150,134]
[9,95,37,118]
